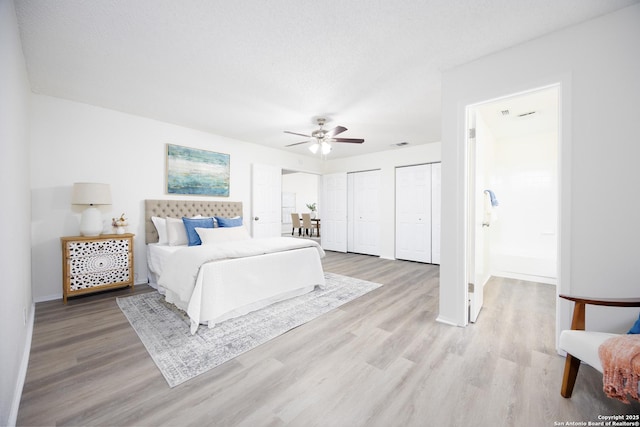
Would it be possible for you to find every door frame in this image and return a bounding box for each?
[281,169,322,234]
[461,82,568,342]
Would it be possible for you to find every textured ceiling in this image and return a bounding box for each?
[15,0,639,158]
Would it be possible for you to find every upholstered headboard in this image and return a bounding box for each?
[144,199,243,244]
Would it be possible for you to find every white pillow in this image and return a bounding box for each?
[166,217,188,246]
[151,216,168,244]
[164,215,217,246]
[195,226,251,244]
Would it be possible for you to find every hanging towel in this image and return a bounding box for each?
[484,190,499,207]
[483,192,493,226]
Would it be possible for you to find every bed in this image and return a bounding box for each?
[144,199,326,333]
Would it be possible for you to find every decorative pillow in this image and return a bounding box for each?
[195,226,251,244]
[215,216,243,227]
[151,216,168,244]
[182,217,215,246]
[628,313,640,334]
[166,217,189,246]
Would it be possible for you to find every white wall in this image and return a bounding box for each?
[323,143,441,259]
[0,1,33,425]
[282,173,319,215]
[29,95,324,301]
[490,130,558,284]
[440,4,640,334]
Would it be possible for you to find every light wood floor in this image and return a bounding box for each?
[18,252,640,426]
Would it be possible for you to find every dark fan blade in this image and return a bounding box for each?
[326,126,347,137]
[285,140,311,147]
[332,137,364,144]
[284,131,311,138]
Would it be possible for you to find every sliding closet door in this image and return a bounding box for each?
[396,164,432,263]
[348,170,380,256]
[321,172,348,252]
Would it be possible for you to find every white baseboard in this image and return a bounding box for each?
[33,293,60,303]
[435,315,463,327]
[492,271,557,285]
[8,301,34,427]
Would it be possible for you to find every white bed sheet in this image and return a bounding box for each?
[185,246,324,332]
[148,240,325,333]
[146,244,182,289]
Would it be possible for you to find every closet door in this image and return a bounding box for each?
[396,164,432,263]
[349,170,380,256]
[321,173,348,252]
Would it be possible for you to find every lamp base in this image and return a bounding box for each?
[79,206,104,236]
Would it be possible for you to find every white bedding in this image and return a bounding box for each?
[146,244,181,287]
[152,237,326,333]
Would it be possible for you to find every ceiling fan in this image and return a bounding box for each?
[284,117,364,155]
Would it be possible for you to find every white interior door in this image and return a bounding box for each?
[321,172,347,252]
[251,163,282,238]
[350,170,380,256]
[467,111,484,323]
[395,164,432,262]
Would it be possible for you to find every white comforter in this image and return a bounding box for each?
[157,237,326,333]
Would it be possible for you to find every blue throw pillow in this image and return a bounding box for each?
[628,313,640,334]
[182,217,215,246]
[215,216,243,228]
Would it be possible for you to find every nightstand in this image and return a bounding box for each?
[60,233,134,303]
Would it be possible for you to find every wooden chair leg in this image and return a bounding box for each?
[561,353,581,398]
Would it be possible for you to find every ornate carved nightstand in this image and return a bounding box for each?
[60,233,134,303]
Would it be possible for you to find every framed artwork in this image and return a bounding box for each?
[166,144,230,196]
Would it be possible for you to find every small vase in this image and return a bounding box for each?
[115,226,126,235]
[310,212,316,219]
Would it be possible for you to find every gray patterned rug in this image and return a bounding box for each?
[117,272,382,387]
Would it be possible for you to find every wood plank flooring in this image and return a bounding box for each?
[18,251,640,426]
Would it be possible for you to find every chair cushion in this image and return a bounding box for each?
[628,313,640,334]
[559,330,618,373]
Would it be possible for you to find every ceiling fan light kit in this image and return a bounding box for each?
[321,141,331,155]
[285,117,363,156]
[308,140,331,155]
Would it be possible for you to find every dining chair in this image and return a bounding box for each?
[301,213,318,237]
[290,213,303,236]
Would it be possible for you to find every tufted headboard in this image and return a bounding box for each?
[144,199,243,244]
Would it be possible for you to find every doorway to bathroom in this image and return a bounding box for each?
[467,85,559,322]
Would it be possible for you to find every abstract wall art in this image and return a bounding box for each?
[166,144,230,196]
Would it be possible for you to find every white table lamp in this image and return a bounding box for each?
[71,183,112,236]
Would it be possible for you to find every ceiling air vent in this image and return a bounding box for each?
[391,142,410,147]
[517,111,536,117]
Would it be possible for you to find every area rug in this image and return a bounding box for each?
[117,272,382,387]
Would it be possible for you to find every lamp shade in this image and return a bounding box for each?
[71,183,112,206]
[71,183,112,236]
